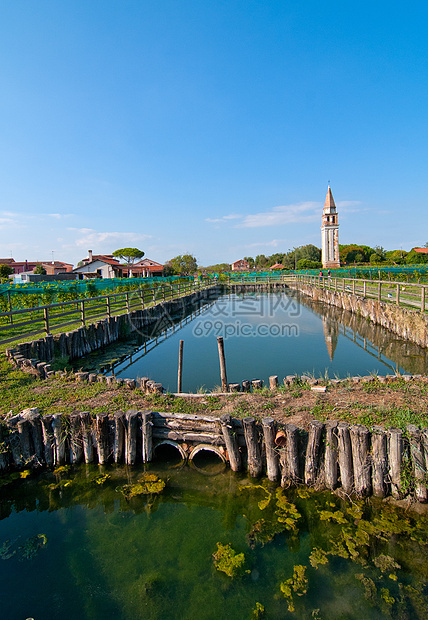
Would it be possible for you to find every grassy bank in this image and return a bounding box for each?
[2,356,428,430]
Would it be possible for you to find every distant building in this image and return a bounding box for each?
[0,258,73,275]
[414,248,428,254]
[231,259,250,271]
[321,186,340,269]
[270,263,284,270]
[73,250,164,278]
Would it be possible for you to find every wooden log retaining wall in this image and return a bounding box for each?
[8,286,221,364]
[2,408,427,503]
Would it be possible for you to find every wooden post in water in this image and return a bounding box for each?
[350,425,371,497]
[324,421,338,490]
[241,380,251,392]
[95,413,109,464]
[220,414,241,472]
[80,412,94,464]
[52,413,66,465]
[388,427,404,499]
[177,340,184,393]
[41,415,54,466]
[142,411,153,463]
[217,337,228,392]
[262,417,280,481]
[304,421,324,487]
[407,425,427,503]
[371,426,388,498]
[113,412,125,463]
[23,409,44,464]
[125,410,139,465]
[337,422,353,494]
[280,423,300,486]
[242,417,262,477]
[69,413,83,464]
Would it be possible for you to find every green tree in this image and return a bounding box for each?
[166,254,198,275]
[34,263,47,275]
[112,248,145,277]
[205,263,231,273]
[0,264,13,279]
[244,256,255,269]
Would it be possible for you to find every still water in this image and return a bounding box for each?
[1,459,427,620]
[76,290,428,392]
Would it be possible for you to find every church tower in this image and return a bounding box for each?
[321,186,340,268]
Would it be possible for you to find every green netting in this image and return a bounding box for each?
[0,276,192,312]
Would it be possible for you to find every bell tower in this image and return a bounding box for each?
[321,186,340,268]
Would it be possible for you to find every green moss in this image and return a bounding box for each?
[212,542,246,578]
[117,473,165,499]
[279,565,308,612]
[309,547,329,569]
[250,602,265,618]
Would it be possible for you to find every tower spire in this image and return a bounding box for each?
[321,186,340,268]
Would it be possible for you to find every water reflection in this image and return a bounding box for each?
[74,289,428,390]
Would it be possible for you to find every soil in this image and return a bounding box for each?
[11,373,428,430]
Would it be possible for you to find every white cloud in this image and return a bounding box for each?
[67,228,152,248]
[45,213,74,219]
[241,239,285,249]
[238,202,320,228]
[206,214,243,224]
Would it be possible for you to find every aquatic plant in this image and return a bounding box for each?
[117,473,165,499]
[309,547,329,569]
[279,565,308,612]
[250,601,265,618]
[275,489,301,531]
[212,542,246,578]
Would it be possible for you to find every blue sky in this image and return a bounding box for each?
[0,1,427,267]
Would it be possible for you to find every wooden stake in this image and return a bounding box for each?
[371,426,388,498]
[220,413,241,472]
[350,425,371,497]
[217,337,228,392]
[407,424,427,503]
[177,340,184,393]
[324,421,338,490]
[337,422,353,494]
[262,417,280,481]
[242,417,262,477]
[280,423,300,486]
[388,427,403,499]
[304,421,324,487]
[142,411,153,463]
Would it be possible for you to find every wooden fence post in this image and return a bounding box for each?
[371,426,388,498]
[304,421,324,487]
[350,425,371,497]
[80,300,86,326]
[43,307,50,335]
[396,283,400,305]
[421,286,425,312]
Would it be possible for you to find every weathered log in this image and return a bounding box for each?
[407,424,427,503]
[304,420,324,487]
[95,413,110,464]
[220,414,241,472]
[388,427,404,499]
[0,422,9,470]
[228,383,241,392]
[280,423,300,486]
[324,421,338,490]
[113,412,125,463]
[69,413,83,464]
[350,424,371,497]
[142,411,153,463]
[125,409,140,465]
[241,380,251,392]
[371,426,389,498]
[242,417,262,477]
[22,408,44,465]
[80,412,94,464]
[51,413,67,465]
[269,375,278,390]
[41,415,55,467]
[177,340,184,393]
[7,420,23,468]
[337,422,353,494]
[262,417,279,481]
[251,380,263,390]
[17,417,33,464]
